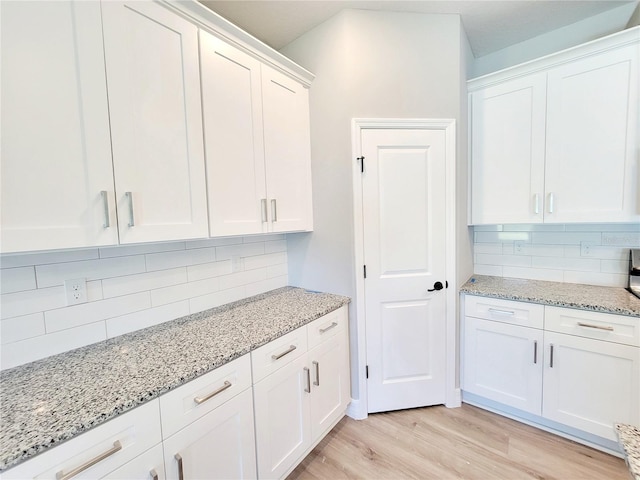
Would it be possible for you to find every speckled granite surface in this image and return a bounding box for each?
[460,275,640,317]
[616,424,640,480]
[0,287,350,472]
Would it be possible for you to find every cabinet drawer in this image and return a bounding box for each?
[251,326,308,384]
[464,295,544,329]
[159,354,251,439]
[1,400,161,480]
[308,306,348,350]
[545,306,640,347]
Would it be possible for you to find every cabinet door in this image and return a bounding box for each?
[308,328,350,440]
[0,1,117,253]
[101,1,208,244]
[463,316,543,415]
[469,73,547,225]
[543,332,640,441]
[200,30,267,237]
[163,388,257,480]
[108,444,165,480]
[253,354,311,479]
[262,66,313,233]
[544,43,640,223]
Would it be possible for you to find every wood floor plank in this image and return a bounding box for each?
[288,404,629,480]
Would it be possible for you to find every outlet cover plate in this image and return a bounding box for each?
[64,278,88,305]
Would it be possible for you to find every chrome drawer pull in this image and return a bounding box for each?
[150,469,159,480]
[194,380,232,405]
[272,344,296,360]
[261,198,268,222]
[313,360,320,386]
[319,322,338,334]
[56,440,122,480]
[577,322,614,331]
[271,199,278,222]
[175,453,184,480]
[488,308,515,316]
[304,366,311,393]
[549,344,554,368]
[125,191,135,227]
[100,191,110,228]
[533,340,538,364]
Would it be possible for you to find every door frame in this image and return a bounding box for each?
[349,118,460,419]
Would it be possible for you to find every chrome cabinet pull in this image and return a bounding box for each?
[534,193,540,215]
[488,308,515,316]
[577,322,614,331]
[175,453,184,480]
[313,361,320,386]
[272,344,296,360]
[271,199,277,222]
[150,469,159,480]
[304,366,311,393]
[261,198,268,222]
[548,192,554,213]
[549,344,554,368]
[100,191,110,228]
[125,192,135,227]
[56,440,122,480]
[533,340,538,364]
[319,322,338,334]
[194,380,232,405]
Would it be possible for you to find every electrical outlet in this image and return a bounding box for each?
[581,241,596,257]
[514,241,524,254]
[64,278,87,305]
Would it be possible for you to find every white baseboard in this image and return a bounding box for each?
[446,388,462,408]
[346,398,367,420]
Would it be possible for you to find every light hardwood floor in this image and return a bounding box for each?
[288,404,629,480]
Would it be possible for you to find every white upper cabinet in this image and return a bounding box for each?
[201,35,314,236]
[101,1,208,244]
[470,74,547,225]
[0,1,118,253]
[262,66,314,233]
[469,28,640,225]
[200,30,267,237]
[544,44,639,223]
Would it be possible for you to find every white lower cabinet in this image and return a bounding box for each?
[463,295,640,445]
[253,306,350,479]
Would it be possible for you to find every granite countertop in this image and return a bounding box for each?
[0,286,350,472]
[460,275,640,318]
[616,424,640,480]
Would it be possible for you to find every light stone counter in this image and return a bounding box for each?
[616,424,640,480]
[460,275,640,318]
[0,286,350,472]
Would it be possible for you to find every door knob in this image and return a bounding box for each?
[427,281,444,292]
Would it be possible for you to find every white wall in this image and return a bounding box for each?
[473,224,639,287]
[0,236,288,370]
[282,9,470,401]
[472,2,638,78]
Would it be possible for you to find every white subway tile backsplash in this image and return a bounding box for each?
[473,223,635,287]
[0,236,289,370]
[189,286,247,314]
[36,256,146,288]
[0,249,99,269]
[187,260,232,282]
[102,268,187,298]
[146,247,215,272]
[106,301,190,338]
[44,292,151,333]
[1,286,66,320]
[0,267,36,294]
[1,322,106,370]
[1,313,45,344]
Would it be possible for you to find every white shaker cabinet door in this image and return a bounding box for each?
[543,331,640,441]
[0,1,118,253]
[544,43,640,223]
[261,66,313,233]
[469,73,547,225]
[463,316,544,415]
[200,30,267,237]
[101,1,208,244]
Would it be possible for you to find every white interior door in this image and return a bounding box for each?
[362,128,447,413]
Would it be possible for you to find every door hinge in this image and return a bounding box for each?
[357,156,365,173]
[363,265,367,278]
[366,365,369,379]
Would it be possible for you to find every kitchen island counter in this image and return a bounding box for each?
[0,286,350,471]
